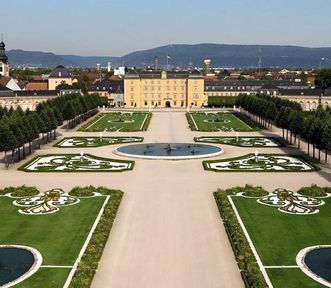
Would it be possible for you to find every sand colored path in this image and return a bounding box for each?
[0,109,330,288]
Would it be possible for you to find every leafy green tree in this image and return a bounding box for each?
[0,122,17,168]
[321,122,331,162]
[315,69,331,91]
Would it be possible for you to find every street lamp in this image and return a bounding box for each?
[255,150,259,163]
[80,150,84,162]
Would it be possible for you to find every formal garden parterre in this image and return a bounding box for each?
[0,185,123,288]
[55,136,143,148]
[195,136,283,147]
[20,154,134,172]
[214,185,331,288]
[186,112,261,132]
[79,112,152,132]
[204,154,316,172]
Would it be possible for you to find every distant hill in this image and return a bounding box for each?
[7,43,331,68]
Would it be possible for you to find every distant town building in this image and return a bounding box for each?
[124,69,206,108]
[24,80,48,90]
[88,78,124,107]
[0,76,21,91]
[48,65,73,90]
[114,67,126,76]
[0,90,60,110]
[205,79,330,110]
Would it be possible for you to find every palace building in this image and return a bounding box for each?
[124,70,207,108]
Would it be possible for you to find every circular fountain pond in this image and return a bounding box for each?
[0,245,42,287]
[115,143,223,160]
[297,246,331,287]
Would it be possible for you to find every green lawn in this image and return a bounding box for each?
[80,112,152,132]
[0,195,105,287]
[231,196,331,287]
[187,112,261,131]
[15,268,70,288]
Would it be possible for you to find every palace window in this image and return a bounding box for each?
[144,101,148,106]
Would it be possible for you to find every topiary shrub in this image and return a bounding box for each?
[242,184,269,197]
[298,184,328,197]
[69,186,96,197]
[1,185,39,197]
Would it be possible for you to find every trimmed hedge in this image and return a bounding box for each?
[214,187,267,287]
[70,186,123,287]
[0,185,39,197]
[207,96,237,107]
[69,186,95,197]
[297,184,329,197]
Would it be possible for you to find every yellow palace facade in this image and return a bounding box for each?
[124,70,207,108]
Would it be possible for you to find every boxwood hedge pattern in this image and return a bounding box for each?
[195,136,284,147]
[203,154,317,172]
[19,154,134,172]
[55,136,143,148]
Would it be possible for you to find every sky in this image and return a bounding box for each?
[2,0,331,56]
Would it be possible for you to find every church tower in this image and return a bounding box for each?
[0,37,10,77]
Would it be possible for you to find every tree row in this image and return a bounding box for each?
[237,94,331,162]
[0,93,107,167]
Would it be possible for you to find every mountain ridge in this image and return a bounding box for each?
[7,43,331,68]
